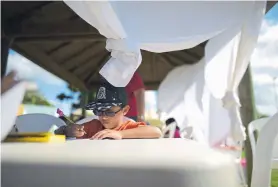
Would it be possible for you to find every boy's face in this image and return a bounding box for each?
[98,105,130,129]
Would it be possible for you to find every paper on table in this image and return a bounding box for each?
[49,124,59,134]
[1,81,26,140]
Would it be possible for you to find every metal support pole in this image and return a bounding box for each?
[238,66,256,186]
[1,37,13,78]
[81,92,88,118]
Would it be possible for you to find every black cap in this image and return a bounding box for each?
[85,81,127,111]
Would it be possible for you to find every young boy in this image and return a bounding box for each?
[55,81,162,140]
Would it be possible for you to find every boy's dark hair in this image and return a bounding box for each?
[165,118,176,126]
[165,118,180,130]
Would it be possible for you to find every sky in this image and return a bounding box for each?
[6,4,278,116]
[7,50,78,115]
[250,4,278,115]
[6,50,156,115]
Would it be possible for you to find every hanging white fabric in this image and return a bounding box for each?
[205,1,266,142]
[64,1,259,86]
[65,0,266,144]
[158,59,232,145]
[158,1,266,144]
[158,59,209,144]
[64,1,141,86]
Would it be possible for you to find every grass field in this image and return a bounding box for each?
[147,118,162,128]
[272,169,278,187]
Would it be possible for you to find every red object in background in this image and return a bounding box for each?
[240,158,247,167]
[174,129,181,138]
[57,108,64,117]
[56,108,75,124]
[125,72,145,117]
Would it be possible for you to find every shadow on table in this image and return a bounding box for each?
[2,162,185,187]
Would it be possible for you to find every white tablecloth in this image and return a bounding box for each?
[1,139,240,187]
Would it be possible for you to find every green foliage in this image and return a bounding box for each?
[23,91,52,106]
[56,84,97,116]
[67,85,79,93]
[56,93,73,101]
[256,112,269,119]
[272,169,278,187]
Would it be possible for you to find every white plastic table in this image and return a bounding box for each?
[1,139,240,187]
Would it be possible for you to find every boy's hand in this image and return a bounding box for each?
[91,129,122,140]
[65,124,86,138]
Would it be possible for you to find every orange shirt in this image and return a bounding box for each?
[78,119,146,139]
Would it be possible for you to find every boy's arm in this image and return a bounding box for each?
[54,124,88,138]
[120,126,162,139]
[54,120,102,138]
[54,125,67,135]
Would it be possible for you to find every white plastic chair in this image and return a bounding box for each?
[180,126,193,139]
[248,116,278,169]
[250,113,278,187]
[15,114,66,133]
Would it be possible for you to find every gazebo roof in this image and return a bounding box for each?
[2,1,277,90]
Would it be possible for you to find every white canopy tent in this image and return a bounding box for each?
[64,1,266,145]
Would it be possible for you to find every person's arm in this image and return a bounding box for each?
[54,124,87,138]
[134,88,145,121]
[120,126,162,139]
[54,120,102,139]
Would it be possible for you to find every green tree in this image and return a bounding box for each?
[56,84,96,118]
[256,113,269,119]
[23,90,53,106]
[56,85,80,109]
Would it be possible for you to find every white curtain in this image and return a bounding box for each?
[64,1,266,144]
[158,59,231,145]
[158,60,208,144]
[204,1,266,143]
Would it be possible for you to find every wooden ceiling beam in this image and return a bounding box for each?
[169,52,198,64]
[47,42,71,55]
[266,1,277,12]
[5,19,99,38]
[5,1,276,38]
[12,44,88,91]
[159,54,184,67]
[188,44,205,57]
[67,54,95,72]
[184,48,203,59]
[59,43,96,65]
[5,2,53,25]
[86,54,111,84]
[74,53,109,76]
[66,47,105,71]
[151,53,157,80]
[14,34,105,43]
[88,81,160,90]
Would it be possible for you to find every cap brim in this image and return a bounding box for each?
[85,102,122,111]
